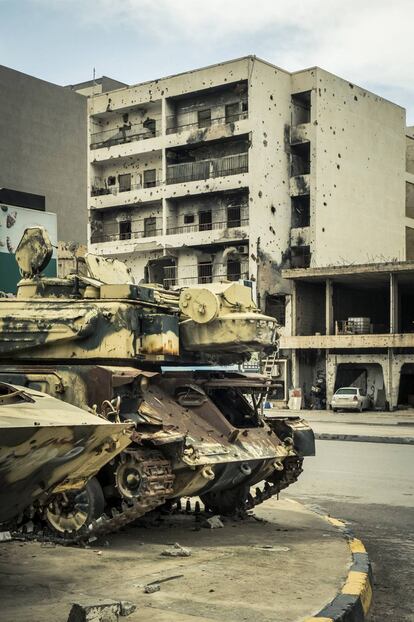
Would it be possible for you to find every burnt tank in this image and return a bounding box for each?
[0,381,132,534]
[0,227,314,538]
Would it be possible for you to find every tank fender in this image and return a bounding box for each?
[265,416,315,457]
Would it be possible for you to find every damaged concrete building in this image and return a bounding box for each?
[87,56,406,317]
[87,56,412,407]
[279,261,414,410]
[277,124,414,409]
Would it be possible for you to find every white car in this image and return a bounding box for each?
[331,387,371,412]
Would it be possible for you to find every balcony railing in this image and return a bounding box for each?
[91,176,162,197]
[166,217,249,235]
[90,122,160,150]
[162,261,249,288]
[166,153,248,185]
[91,225,163,244]
[166,109,248,134]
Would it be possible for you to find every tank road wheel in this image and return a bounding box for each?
[201,483,250,516]
[45,477,105,535]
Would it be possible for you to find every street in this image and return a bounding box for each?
[288,440,414,621]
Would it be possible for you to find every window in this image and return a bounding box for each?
[118,173,131,192]
[241,100,248,115]
[119,220,131,240]
[227,259,241,281]
[291,245,311,268]
[107,176,116,186]
[227,205,241,228]
[291,195,310,228]
[143,117,156,136]
[198,261,212,284]
[199,210,212,231]
[184,214,195,224]
[265,294,286,325]
[225,102,240,124]
[198,109,211,129]
[143,169,156,188]
[291,91,311,125]
[290,142,310,177]
[144,216,157,237]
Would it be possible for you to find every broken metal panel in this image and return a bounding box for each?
[0,382,132,524]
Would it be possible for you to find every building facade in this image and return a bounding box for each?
[279,262,414,410]
[0,64,88,245]
[87,56,407,316]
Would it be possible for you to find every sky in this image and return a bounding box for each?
[1,0,414,122]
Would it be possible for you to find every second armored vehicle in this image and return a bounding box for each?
[0,381,133,534]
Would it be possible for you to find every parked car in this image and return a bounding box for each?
[331,387,371,412]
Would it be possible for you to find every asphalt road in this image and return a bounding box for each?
[287,440,414,621]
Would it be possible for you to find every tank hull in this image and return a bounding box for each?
[0,366,315,520]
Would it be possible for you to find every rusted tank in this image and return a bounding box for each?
[0,381,132,533]
[0,227,314,538]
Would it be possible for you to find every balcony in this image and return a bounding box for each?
[279,333,414,350]
[91,228,163,245]
[166,217,249,236]
[166,108,248,135]
[166,153,248,185]
[90,122,160,150]
[90,215,163,246]
[91,175,162,198]
[163,260,249,288]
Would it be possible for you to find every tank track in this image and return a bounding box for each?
[245,455,304,511]
[12,448,175,544]
[179,455,304,517]
[80,448,175,543]
[11,455,301,542]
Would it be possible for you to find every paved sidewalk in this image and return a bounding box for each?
[266,408,414,444]
[0,500,355,622]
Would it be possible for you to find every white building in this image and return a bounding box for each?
[87,56,408,317]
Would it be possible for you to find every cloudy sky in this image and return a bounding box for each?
[2,0,414,121]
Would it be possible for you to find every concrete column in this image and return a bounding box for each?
[325,352,336,408]
[161,198,168,238]
[291,281,297,336]
[381,349,401,410]
[325,278,334,335]
[390,273,399,334]
[291,350,300,388]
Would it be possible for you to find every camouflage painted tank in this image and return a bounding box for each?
[0,381,132,534]
[0,227,314,538]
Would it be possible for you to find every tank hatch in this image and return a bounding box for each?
[15,227,53,278]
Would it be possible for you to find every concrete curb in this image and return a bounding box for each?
[315,432,414,445]
[303,514,373,622]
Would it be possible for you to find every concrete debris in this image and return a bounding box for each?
[202,515,224,529]
[68,599,136,622]
[161,542,192,557]
[144,584,160,594]
[119,602,136,616]
[254,545,290,552]
[0,531,12,542]
[24,521,34,534]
